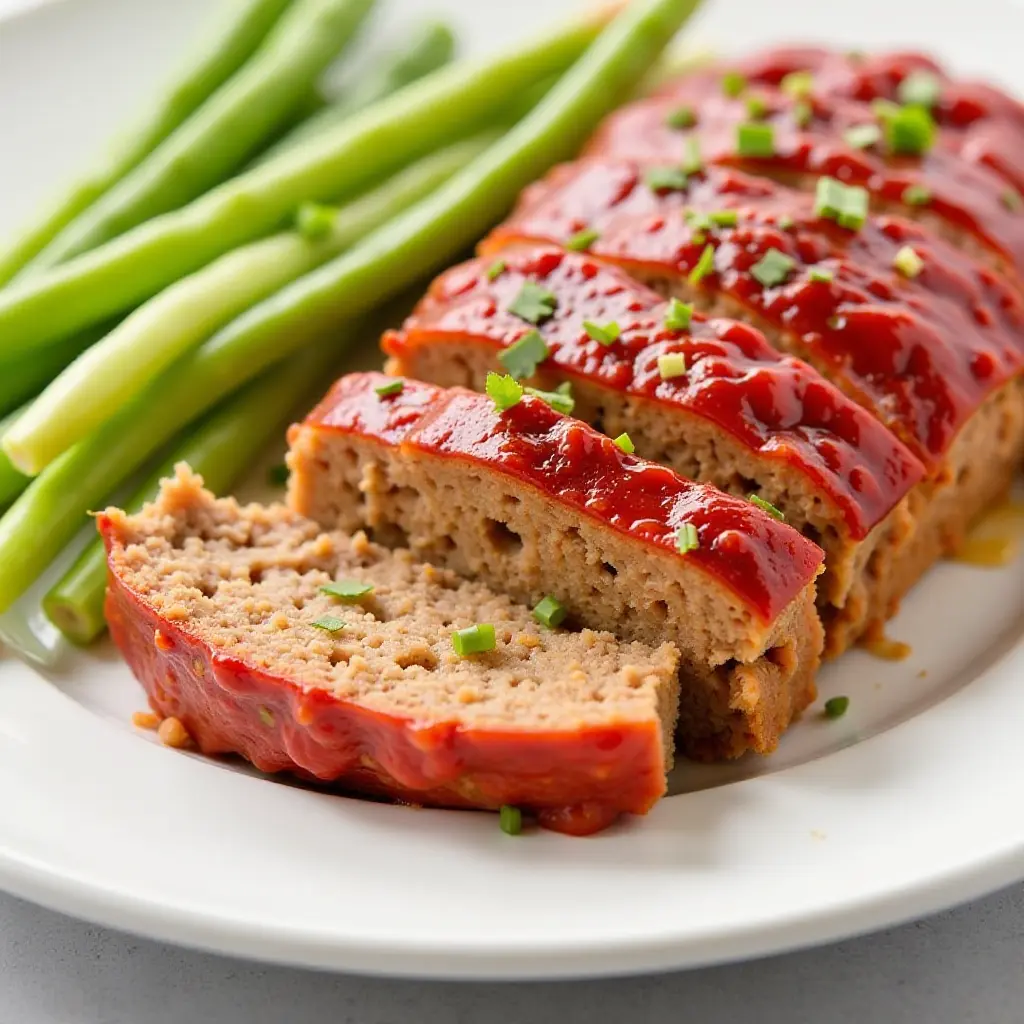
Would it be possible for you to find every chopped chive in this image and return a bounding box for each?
[258,706,275,727]
[781,69,814,99]
[657,352,687,379]
[685,209,711,231]
[499,329,549,380]
[879,103,936,155]
[583,320,621,345]
[321,580,374,602]
[737,121,775,158]
[682,136,703,175]
[688,243,716,285]
[508,281,557,324]
[872,97,901,119]
[893,245,924,278]
[814,176,869,230]
[749,493,785,520]
[499,804,523,835]
[897,69,942,109]
[375,378,404,397]
[708,209,739,227]
[675,522,699,554]
[566,226,600,251]
[486,259,507,281]
[843,123,881,149]
[751,247,797,287]
[613,432,635,454]
[485,371,523,412]
[532,595,567,628]
[644,165,690,192]
[902,183,932,207]
[311,615,345,633]
[745,93,769,119]
[824,695,850,719]
[663,297,693,331]
[665,104,696,129]
[267,463,289,487]
[451,623,496,656]
[1002,189,1024,212]
[294,202,336,240]
[524,381,574,415]
[792,100,813,128]
[722,70,746,97]
[778,214,796,230]
[808,264,835,283]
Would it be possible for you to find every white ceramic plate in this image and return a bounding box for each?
[1,0,1023,981]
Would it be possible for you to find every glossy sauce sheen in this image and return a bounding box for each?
[385,244,925,537]
[586,70,1024,274]
[728,47,1024,192]
[485,161,1024,464]
[307,372,824,623]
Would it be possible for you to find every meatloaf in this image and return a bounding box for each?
[483,160,1024,627]
[100,465,682,836]
[586,64,1024,279]
[287,372,826,759]
[382,241,926,654]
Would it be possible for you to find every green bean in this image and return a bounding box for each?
[256,21,456,164]
[0,0,296,286]
[0,10,610,358]
[24,0,376,272]
[0,406,29,510]
[43,349,335,645]
[6,136,492,475]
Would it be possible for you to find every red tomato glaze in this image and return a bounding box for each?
[484,161,1024,465]
[384,243,925,538]
[306,372,824,624]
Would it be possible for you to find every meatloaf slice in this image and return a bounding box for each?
[287,372,826,760]
[585,70,1024,279]
[382,242,926,655]
[100,465,681,836]
[483,160,1024,626]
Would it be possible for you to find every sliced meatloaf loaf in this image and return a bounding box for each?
[382,242,926,654]
[585,67,1024,279]
[100,465,682,836]
[483,159,1024,623]
[287,372,826,760]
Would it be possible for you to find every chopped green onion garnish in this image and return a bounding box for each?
[1002,189,1024,212]
[499,329,549,380]
[879,103,936,155]
[320,580,374,602]
[808,264,835,283]
[893,245,924,278]
[644,165,690,192]
[485,371,523,412]
[737,122,775,158]
[452,623,496,656]
[792,100,812,128]
[499,804,522,835]
[375,378,404,397]
[902,183,932,207]
[508,281,557,324]
[843,123,881,149]
[613,432,635,454]
[751,247,797,287]
[566,226,600,251]
[897,69,942,109]
[682,137,703,175]
[780,70,814,99]
[663,297,693,331]
[675,522,699,554]
[311,616,345,633]
[486,259,507,281]
[258,707,275,727]
[267,463,289,487]
[524,381,574,415]
[872,97,901,119]
[745,94,769,119]
[708,209,739,227]
[665,105,696,129]
[778,214,796,230]
[295,202,336,240]
[657,352,687,379]
[814,177,869,230]
[532,595,567,628]
[688,243,717,285]
[583,320,621,345]
[749,493,784,520]
[722,70,746,97]
[824,695,850,719]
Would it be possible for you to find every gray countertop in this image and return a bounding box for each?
[2,884,1022,1023]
